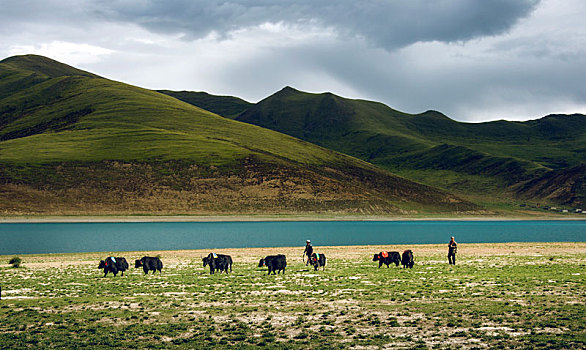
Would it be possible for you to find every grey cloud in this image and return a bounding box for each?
[240,33,586,121]
[0,0,542,57]
[101,0,540,49]
[3,0,583,122]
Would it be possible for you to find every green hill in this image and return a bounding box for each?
[157,90,252,119]
[232,87,586,207]
[0,55,477,216]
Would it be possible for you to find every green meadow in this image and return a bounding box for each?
[1,243,584,349]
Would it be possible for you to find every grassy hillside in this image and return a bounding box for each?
[233,87,586,206]
[157,90,252,119]
[0,55,477,216]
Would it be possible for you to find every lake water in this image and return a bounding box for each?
[0,220,584,255]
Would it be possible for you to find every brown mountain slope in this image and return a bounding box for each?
[514,164,586,206]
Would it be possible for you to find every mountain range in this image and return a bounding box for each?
[161,87,586,209]
[0,54,584,216]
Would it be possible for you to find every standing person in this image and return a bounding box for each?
[448,236,457,265]
[303,240,313,266]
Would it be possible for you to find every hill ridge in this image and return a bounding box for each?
[0,54,98,78]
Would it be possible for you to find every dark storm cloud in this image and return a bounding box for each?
[102,0,540,49]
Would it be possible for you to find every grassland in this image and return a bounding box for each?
[1,243,584,349]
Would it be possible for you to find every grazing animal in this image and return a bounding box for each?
[373,251,401,268]
[401,250,414,269]
[202,253,233,274]
[98,257,129,277]
[135,256,163,274]
[259,254,287,275]
[310,253,326,271]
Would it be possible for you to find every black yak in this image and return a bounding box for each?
[310,253,326,271]
[401,250,414,269]
[202,253,232,274]
[98,257,129,277]
[372,251,401,268]
[135,256,163,274]
[259,254,287,275]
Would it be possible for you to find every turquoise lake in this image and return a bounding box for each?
[0,220,584,255]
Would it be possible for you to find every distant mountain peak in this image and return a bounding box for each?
[281,85,299,92]
[275,86,304,96]
[417,110,452,121]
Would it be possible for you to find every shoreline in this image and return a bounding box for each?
[2,242,585,259]
[1,214,585,223]
[1,241,585,262]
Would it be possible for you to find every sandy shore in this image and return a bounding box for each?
[2,242,584,269]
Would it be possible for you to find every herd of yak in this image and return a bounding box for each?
[98,250,415,277]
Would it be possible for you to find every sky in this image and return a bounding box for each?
[1,0,585,122]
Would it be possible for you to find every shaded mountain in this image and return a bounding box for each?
[157,90,252,119]
[386,144,545,184]
[234,87,586,206]
[0,55,476,216]
[514,164,586,206]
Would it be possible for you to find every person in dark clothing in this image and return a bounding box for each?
[303,240,313,266]
[448,236,457,265]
